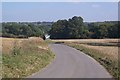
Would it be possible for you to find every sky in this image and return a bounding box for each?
[1,0,119,2]
[2,2,118,22]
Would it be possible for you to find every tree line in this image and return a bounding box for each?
[49,16,119,39]
[1,16,119,39]
[2,22,52,38]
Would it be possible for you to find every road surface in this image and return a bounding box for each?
[28,44,112,78]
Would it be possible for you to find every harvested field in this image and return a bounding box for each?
[79,44,118,60]
[52,39,118,43]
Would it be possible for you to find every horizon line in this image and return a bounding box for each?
[1,20,118,23]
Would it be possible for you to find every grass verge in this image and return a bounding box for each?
[2,37,55,78]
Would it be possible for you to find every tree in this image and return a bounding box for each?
[88,23,109,38]
[50,16,85,39]
[96,24,108,38]
[108,23,119,38]
[50,19,69,39]
[2,22,48,38]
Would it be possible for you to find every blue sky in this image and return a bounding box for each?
[2,2,118,22]
[1,0,119,2]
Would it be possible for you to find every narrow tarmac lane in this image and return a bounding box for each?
[28,44,112,78]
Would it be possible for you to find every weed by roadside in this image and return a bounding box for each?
[2,38,55,78]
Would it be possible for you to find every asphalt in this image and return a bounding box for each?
[27,44,112,78]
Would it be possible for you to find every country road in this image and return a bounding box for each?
[28,44,112,78]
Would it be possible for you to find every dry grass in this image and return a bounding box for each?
[79,44,118,60]
[2,37,54,78]
[2,38,27,54]
[2,38,15,54]
[52,39,118,43]
[2,37,48,54]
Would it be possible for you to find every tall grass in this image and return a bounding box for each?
[2,38,55,78]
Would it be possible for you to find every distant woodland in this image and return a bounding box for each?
[1,16,119,39]
[1,22,52,38]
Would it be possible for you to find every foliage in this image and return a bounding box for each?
[50,16,86,39]
[1,17,119,39]
[88,22,119,38]
[50,16,119,39]
[49,20,69,39]
[2,22,52,38]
